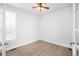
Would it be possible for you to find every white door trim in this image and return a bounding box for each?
[2,4,6,56]
[72,3,77,56]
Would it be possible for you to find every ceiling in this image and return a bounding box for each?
[9,3,72,16]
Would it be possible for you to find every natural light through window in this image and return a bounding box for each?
[0,9,16,41]
[6,10,16,40]
[0,9,2,41]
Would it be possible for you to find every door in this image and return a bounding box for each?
[75,3,79,56]
[0,5,3,56]
[0,4,6,56]
[72,3,79,56]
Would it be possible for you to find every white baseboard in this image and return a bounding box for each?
[6,39,72,51]
[39,39,72,49]
[0,39,72,53]
[6,40,38,51]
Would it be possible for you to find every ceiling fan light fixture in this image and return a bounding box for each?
[32,3,49,12]
[37,7,44,11]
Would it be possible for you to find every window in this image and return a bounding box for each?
[6,10,16,40]
[0,9,2,41]
[0,9,16,41]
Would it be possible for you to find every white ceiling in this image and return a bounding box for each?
[9,3,72,16]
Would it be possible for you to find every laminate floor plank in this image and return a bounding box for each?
[6,40,72,56]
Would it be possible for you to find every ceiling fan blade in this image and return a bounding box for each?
[32,7,36,8]
[32,3,49,11]
[42,7,49,9]
[32,6,39,8]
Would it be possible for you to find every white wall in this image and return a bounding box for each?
[40,7,72,48]
[4,4,40,50]
[16,9,39,44]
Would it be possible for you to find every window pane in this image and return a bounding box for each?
[6,10,16,40]
[0,10,2,41]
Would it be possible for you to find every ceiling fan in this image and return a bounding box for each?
[32,3,49,12]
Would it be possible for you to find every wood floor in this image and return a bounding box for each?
[6,40,72,56]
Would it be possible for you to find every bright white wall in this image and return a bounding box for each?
[40,7,72,48]
[16,9,39,43]
[5,4,40,50]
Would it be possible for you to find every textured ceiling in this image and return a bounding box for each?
[9,3,72,16]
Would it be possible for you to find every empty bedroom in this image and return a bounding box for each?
[0,3,79,56]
